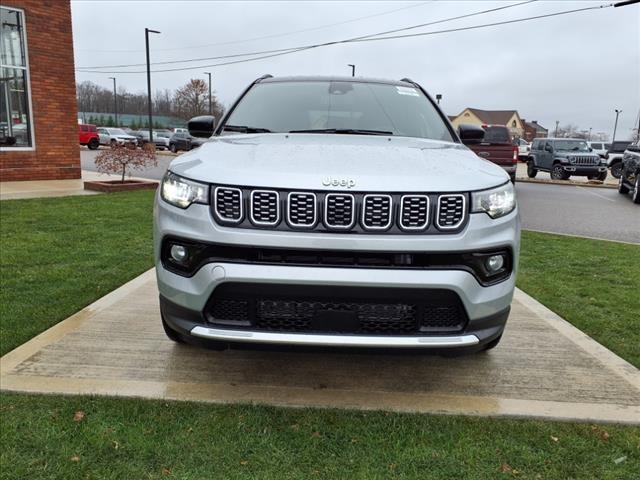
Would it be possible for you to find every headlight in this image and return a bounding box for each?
[471,182,516,219]
[161,171,209,208]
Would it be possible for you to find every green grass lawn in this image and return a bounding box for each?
[1,192,639,479]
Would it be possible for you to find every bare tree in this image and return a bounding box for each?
[174,78,225,120]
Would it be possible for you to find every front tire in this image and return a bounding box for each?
[162,315,186,343]
[527,161,537,178]
[633,176,640,204]
[551,164,568,180]
[110,139,117,148]
[618,174,630,194]
[87,138,99,150]
[597,170,608,181]
[170,143,177,153]
[482,334,502,352]
[610,162,623,179]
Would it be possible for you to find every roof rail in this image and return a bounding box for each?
[399,77,415,84]
[255,74,273,83]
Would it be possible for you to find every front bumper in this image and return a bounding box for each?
[561,165,606,175]
[154,195,520,350]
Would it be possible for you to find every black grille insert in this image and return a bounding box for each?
[437,195,465,229]
[204,283,468,335]
[400,195,429,230]
[250,190,280,226]
[325,194,355,229]
[362,195,392,230]
[214,187,243,223]
[288,192,317,227]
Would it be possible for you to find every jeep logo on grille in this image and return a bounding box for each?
[322,177,356,189]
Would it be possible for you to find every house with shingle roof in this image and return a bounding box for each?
[449,108,525,138]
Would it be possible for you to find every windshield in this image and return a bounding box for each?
[222,80,454,141]
[554,140,589,152]
[108,128,127,136]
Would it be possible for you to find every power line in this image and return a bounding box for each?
[74,1,434,54]
[76,0,534,70]
[76,2,615,75]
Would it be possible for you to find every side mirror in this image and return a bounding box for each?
[188,115,215,138]
[458,124,485,144]
[588,147,593,152]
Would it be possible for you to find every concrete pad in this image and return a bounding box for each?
[1,269,639,424]
[0,170,152,200]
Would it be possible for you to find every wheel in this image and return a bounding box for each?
[509,172,516,184]
[170,143,177,153]
[482,334,502,352]
[110,139,117,148]
[633,175,640,204]
[551,164,568,180]
[597,170,608,182]
[618,174,630,194]
[526,161,537,178]
[610,162,623,179]
[87,138,99,150]
[161,315,186,343]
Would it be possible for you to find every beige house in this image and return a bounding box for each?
[449,108,525,138]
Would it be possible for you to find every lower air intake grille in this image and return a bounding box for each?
[204,284,468,335]
[214,187,242,223]
[437,195,465,229]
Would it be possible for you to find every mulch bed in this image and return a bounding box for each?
[84,180,158,193]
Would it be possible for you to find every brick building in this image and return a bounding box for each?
[1,1,80,181]
[522,120,548,142]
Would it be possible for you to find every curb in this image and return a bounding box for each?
[515,177,616,189]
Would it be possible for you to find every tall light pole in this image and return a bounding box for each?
[612,109,622,142]
[588,127,592,141]
[204,72,212,115]
[108,77,117,126]
[554,120,559,137]
[348,64,355,77]
[145,27,160,143]
[435,94,442,105]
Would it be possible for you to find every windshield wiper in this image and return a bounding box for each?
[223,125,272,133]
[289,128,393,136]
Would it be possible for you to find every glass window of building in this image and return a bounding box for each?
[1,6,33,148]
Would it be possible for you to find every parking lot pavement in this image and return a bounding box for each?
[2,269,639,424]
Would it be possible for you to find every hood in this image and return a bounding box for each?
[168,133,509,192]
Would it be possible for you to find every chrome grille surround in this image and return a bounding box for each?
[399,195,430,231]
[570,155,599,166]
[287,192,317,228]
[361,194,393,230]
[436,194,466,230]
[250,190,280,226]
[324,193,356,230]
[213,186,243,224]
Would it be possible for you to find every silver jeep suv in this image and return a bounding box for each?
[154,76,520,353]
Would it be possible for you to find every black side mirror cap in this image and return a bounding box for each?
[188,115,215,138]
[458,124,485,144]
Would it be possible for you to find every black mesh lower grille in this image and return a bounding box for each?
[204,283,467,335]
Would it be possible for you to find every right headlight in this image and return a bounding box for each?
[161,171,209,209]
[471,182,516,219]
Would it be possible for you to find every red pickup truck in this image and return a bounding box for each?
[78,123,100,150]
[460,124,518,183]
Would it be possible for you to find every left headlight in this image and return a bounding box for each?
[471,182,516,219]
[160,171,209,209]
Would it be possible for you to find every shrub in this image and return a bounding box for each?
[94,145,157,183]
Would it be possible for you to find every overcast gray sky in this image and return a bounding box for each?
[71,0,640,139]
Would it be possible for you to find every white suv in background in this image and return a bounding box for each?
[97,127,137,147]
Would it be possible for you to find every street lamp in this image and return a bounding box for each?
[612,109,622,142]
[554,120,559,137]
[108,77,117,126]
[348,64,355,77]
[588,127,592,141]
[204,72,212,115]
[145,27,161,143]
[435,94,442,105]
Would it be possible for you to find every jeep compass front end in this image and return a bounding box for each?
[154,76,520,353]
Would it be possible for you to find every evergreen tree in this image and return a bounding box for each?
[99,115,106,126]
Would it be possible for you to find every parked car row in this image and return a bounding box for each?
[618,140,639,204]
[78,124,205,153]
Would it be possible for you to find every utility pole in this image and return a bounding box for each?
[612,109,622,142]
[204,72,212,115]
[145,27,160,143]
[348,64,355,77]
[554,120,559,137]
[108,77,117,126]
[435,94,442,105]
[588,127,592,141]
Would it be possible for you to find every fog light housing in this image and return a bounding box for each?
[485,254,505,273]
[170,244,188,263]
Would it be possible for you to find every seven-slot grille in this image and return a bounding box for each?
[214,187,243,223]
[325,194,355,229]
[571,156,599,166]
[250,190,280,225]
[210,187,470,233]
[400,195,429,230]
[288,192,317,227]
[362,195,392,230]
[437,194,465,229]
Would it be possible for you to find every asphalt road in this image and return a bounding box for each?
[81,149,639,243]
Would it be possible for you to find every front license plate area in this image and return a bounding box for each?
[312,310,359,333]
